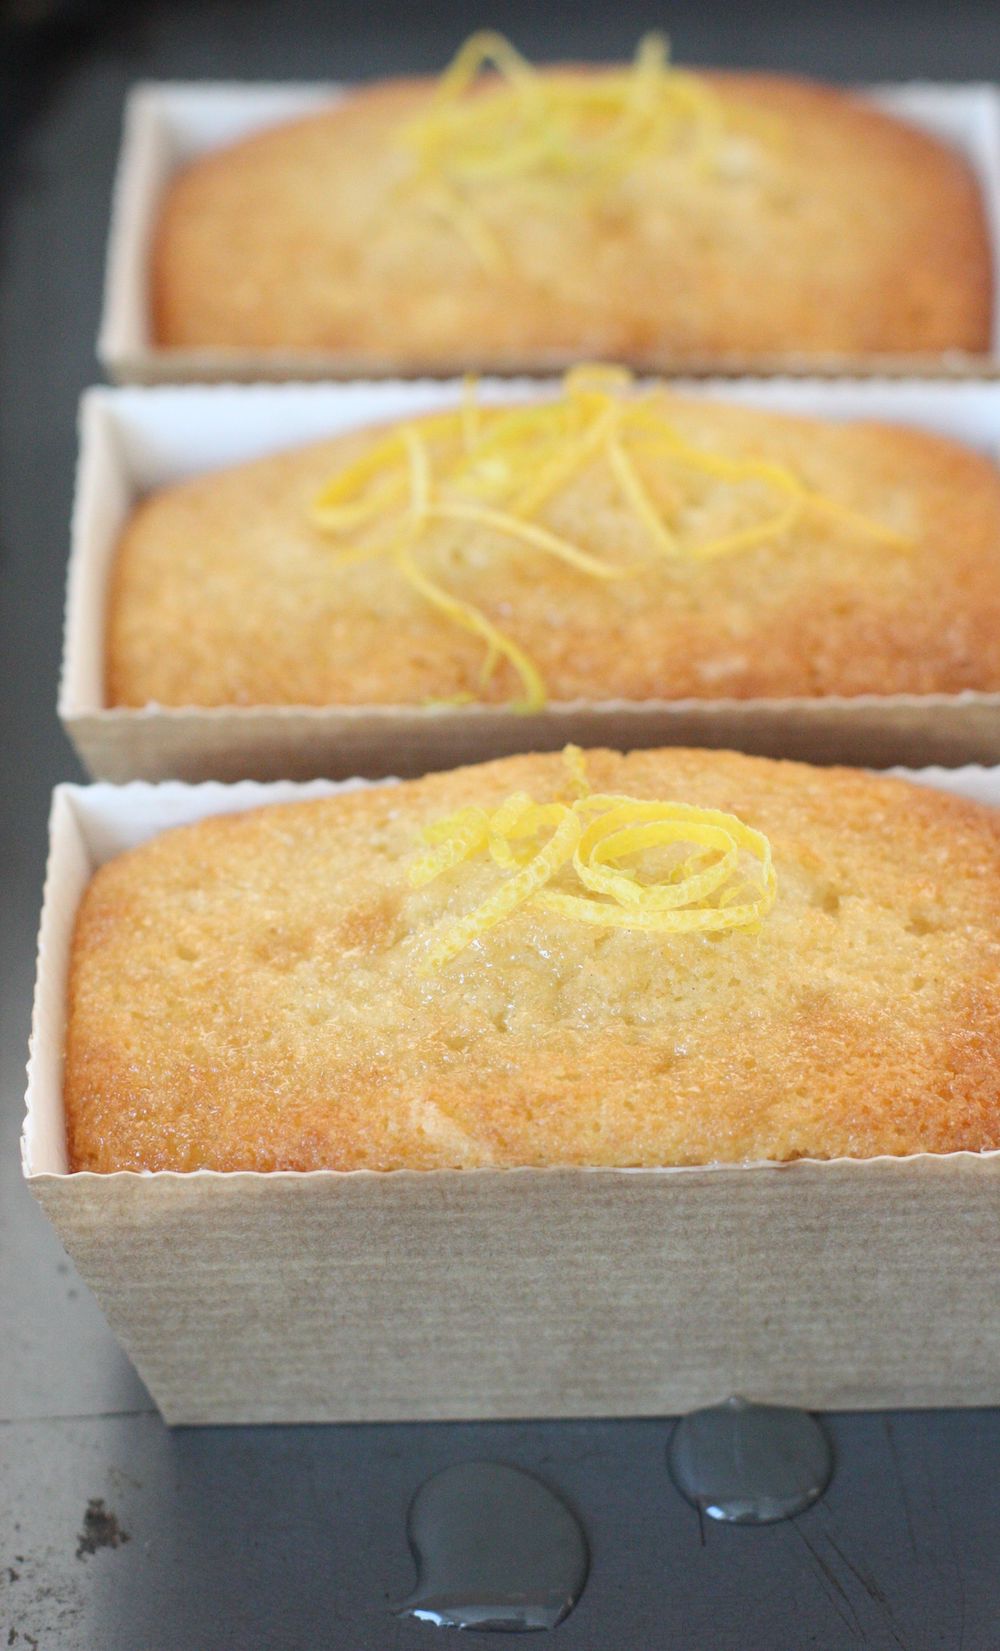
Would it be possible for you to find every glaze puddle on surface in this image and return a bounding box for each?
[668,1397,833,1525]
[394,1460,589,1632]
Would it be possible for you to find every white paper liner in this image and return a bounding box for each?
[61,376,1000,782]
[25,766,1000,1426]
[18,766,1000,1422]
[97,80,1000,382]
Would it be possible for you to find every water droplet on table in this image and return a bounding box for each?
[394,1459,589,1631]
[668,1396,833,1524]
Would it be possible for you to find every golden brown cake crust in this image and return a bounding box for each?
[107,393,1000,707]
[151,68,992,364]
[65,749,1000,1173]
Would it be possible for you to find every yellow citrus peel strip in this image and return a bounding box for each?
[411,746,777,968]
[309,367,913,711]
[397,32,726,266]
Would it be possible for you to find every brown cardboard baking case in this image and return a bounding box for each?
[21,769,1000,1425]
[61,379,1000,781]
[97,82,1000,383]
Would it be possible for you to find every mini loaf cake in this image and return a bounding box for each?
[107,371,1000,709]
[65,747,1000,1173]
[151,35,992,365]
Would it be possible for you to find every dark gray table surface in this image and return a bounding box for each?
[3,1,1000,1645]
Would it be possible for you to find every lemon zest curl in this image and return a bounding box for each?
[310,367,912,711]
[397,32,725,268]
[411,746,777,969]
